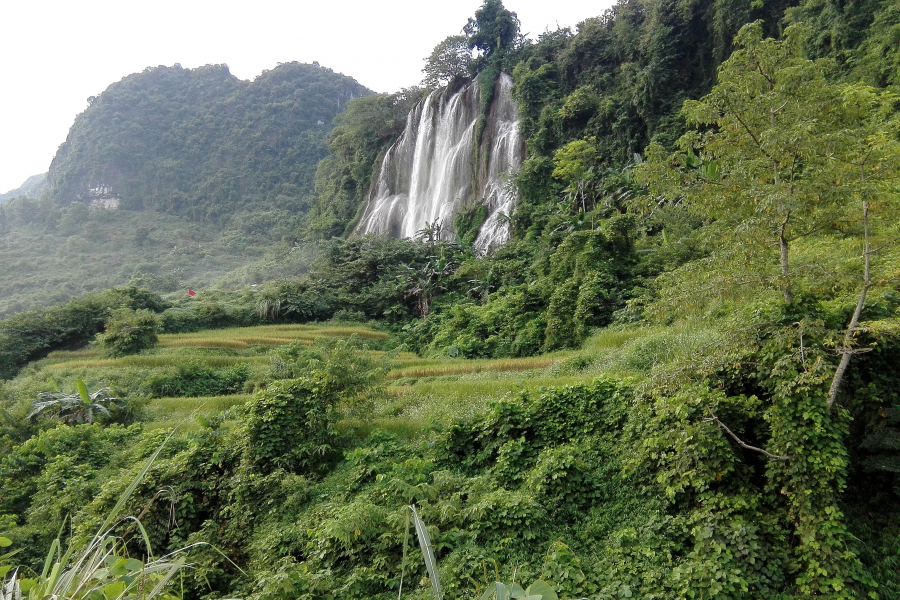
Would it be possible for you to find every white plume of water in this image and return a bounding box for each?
[356,73,523,253]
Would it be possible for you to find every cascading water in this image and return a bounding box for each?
[356,73,523,253]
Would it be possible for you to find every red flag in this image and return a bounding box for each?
[188,289,196,296]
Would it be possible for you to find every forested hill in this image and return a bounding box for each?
[0,173,47,204]
[47,62,370,221]
[3,0,900,598]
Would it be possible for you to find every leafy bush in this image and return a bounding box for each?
[144,362,251,398]
[158,292,260,333]
[269,336,390,415]
[97,308,159,357]
[244,379,338,474]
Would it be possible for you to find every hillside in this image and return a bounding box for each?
[0,199,285,317]
[48,62,370,220]
[1,0,900,598]
[0,173,47,204]
[0,62,370,316]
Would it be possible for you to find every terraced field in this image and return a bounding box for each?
[14,321,712,434]
[17,323,577,432]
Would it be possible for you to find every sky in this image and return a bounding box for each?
[0,0,615,195]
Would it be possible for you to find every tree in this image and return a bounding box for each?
[463,0,521,59]
[422,35,473,88]
[552,138,601,213]
[97,307,159,357]
[634,22,900,597]
[636,21,900,308]
[637,21,900,407]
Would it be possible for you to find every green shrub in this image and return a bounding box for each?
[0,287,168,379]
[97,308,159,357]
[144,361,251,398]
[269,336,389,415]
[244,378,337,474]
[158,294,260,333]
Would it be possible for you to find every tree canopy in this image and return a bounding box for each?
[463,0,521,59]
[422,35,473,87]
[47,63,371,222]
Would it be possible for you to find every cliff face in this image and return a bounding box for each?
[356,73,523,253]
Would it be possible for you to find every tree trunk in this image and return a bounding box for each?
[778,213,792,304]
[827,200,870,409]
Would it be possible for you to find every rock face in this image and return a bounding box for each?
[356,73,523,253]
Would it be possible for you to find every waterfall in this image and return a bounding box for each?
[356,73,523,253]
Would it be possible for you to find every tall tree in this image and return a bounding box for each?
[422,35,473,87]
[635,22,900,596]
[637,21,900,307]
[463,0,520,59]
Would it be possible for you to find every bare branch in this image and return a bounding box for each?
[827,198,872,409]
[727,104,775,162]
[705,409,791,461]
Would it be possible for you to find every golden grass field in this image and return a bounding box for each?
[23,321,715,433]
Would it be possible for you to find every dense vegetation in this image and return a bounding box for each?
[2,0,900,598]
[0,63,370,316]
[48,62,370,220]
[0,196,289,317]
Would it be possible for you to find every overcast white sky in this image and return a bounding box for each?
[0,0,615,194]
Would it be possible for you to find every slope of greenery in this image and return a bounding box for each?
[2,0,900,598]
[0,196,287,317]
[48,62,370,221]
[1,316,898,599]
[0,173,47,204]
[0,62,371,317]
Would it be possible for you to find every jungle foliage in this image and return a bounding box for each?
[0,286,167,380]
[2,0,900,598]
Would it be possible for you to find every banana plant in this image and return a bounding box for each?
[27,379,116,424]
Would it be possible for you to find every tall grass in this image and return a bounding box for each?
[387,356,561,380]
[158,323,388,349]
[43,355,271,371]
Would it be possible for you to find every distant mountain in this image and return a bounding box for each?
[47,62,371,222]
[0,62,370,317]
[0,173,47,204]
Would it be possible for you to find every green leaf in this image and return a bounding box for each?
[510,582,526,598]
[123,558,143,572]
[108,557,129,577]
[76,379,90,404]
[104,580,127,600]
[0,565,10,577]
[481,583,500,600]
[0,536,12,547]
[525,580,557,600]
[496,583,509,600]
[19,578,37,593]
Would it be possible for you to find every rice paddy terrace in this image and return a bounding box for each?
[18,323,625,433]
[13,320,715,436]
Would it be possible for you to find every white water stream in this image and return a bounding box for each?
[356,73,523,253]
